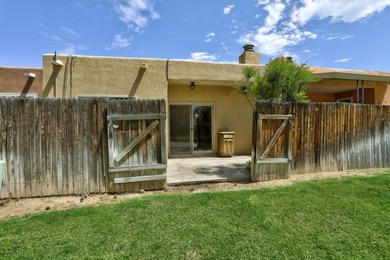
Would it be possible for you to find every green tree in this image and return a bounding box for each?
[235,58,318,105]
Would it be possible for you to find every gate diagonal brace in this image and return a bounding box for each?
[256,114,293,160]
[260,118,288,159]
[114,120,160,163]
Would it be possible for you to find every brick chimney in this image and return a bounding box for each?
[276,56,293,62]
[239,44,260,64]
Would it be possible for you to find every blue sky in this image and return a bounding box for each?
[1,0,390,71]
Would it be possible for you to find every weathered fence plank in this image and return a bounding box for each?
[106,99,166,193]
[253,102,390,179]
[0,97,166,199]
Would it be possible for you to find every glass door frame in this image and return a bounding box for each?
[168,102,215,157]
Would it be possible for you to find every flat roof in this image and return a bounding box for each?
[311,67,390,83]
[42,53,390,83]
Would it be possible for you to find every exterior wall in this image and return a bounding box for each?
[0,67,42,97]
[39,54,390,157]
[375,83,390,105]
[308,79,386,104]
[168,84,253,155]
[168,60,262,84]
[334,89,375,104]
[334,90,356,102]
[310,79,357,91]
[358,81,385,104]
[42,55,168,100]
[41,54,390,105]
[307,92,335,102]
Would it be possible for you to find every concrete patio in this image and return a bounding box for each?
[167,156,251,185]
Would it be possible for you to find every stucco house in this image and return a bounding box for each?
[40,46,390,157]
[2,45,390,157]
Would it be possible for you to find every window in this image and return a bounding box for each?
[336,97,353,103]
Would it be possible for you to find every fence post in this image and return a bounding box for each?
[250,111,257,182]
[0,160,5,193]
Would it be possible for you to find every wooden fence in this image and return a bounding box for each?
[2,98,390,198]
[252,102,390,181]
[0,97,166,199]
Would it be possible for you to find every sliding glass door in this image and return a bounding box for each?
[169,104,212,156]
[169,105,192,154]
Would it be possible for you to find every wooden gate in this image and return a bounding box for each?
[107,100,166,193]
[251,113,294,181]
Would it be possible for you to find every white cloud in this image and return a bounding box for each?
[239,0,390,58]
[36,23,63,42]
[324,34,354,40]
[240,29,316,57]
[230,22,238,34]
[61,45,76,54]
[59,44,87,55]
[340,35,354,40]
[223,4,235,14]
[70,2,93,13]
[60,27,79,39]
[60,44,77,55]
[257,0,270,5]
[221,42,229,51]
[239,0,317,57]
[334,58,352,63]
[40,31,63,42]
[291,0,390,25]
[36,23,87,55]
[113,0,160,31]
[105,34,133,50]
[190,52,217,61]
[302,48,318,57]
[205,32,216,42]
[259,1,285,34]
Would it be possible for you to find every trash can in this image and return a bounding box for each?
[0,160,5,192]
[217,132,235,157]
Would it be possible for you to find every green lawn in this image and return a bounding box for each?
[1,173,389,259]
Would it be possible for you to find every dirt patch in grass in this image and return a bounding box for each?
[0,169,386,220]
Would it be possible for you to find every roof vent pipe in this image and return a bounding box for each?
[243,44,255,52]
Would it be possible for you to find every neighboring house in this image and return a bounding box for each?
[0,67,43,97]
[308,67,390,104]
[14,45,390,156]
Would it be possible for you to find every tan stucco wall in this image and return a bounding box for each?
[0,67,42,96]
[168,60,263,85]
[353,81,385,104]
[308,79,388,104]
[39,54,390,157]
[309,79,359,97]
[307,92,335,102]
[336,89,375,104]
[168,84,253,155]
[41,54,390,104]
[375,83,390,105]
[42,55,168,100]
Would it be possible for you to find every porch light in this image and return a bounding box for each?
[51,51,63,66]
[190,81,196,90]
[24,72,36,78]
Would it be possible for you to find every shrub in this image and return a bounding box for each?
[235,58,318,104]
